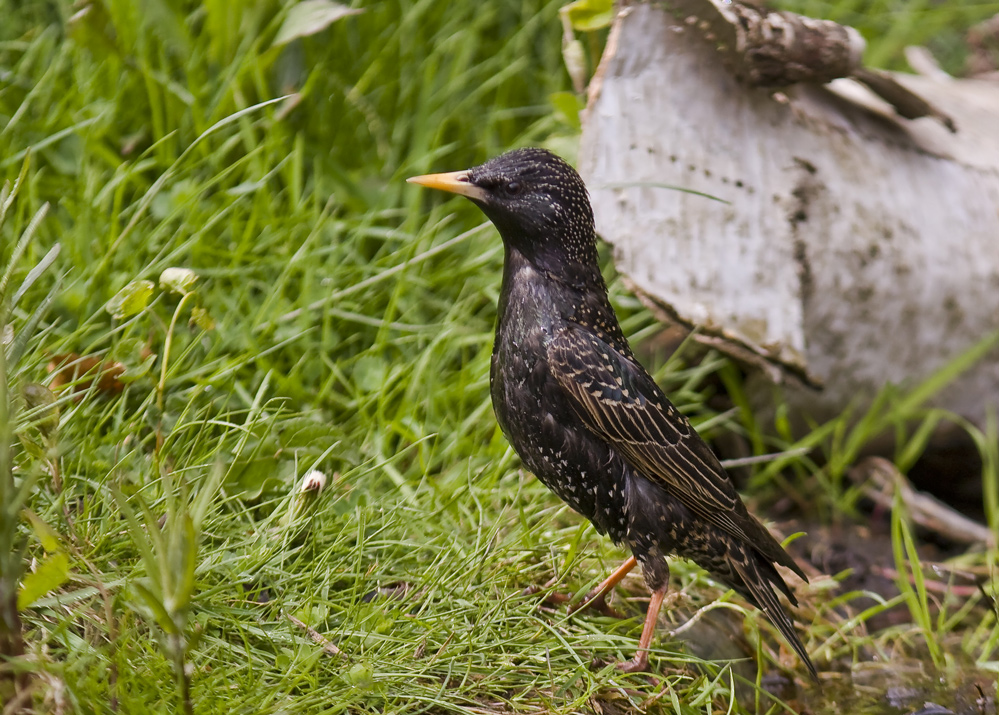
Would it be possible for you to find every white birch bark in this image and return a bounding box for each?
[579,0,999,424]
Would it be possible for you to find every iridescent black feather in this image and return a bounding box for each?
[422,147,816,678]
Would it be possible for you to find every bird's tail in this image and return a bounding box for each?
[729,543,817,680]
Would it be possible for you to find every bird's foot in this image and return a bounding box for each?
[568,590,625,619]
[523,584,626,617]
[660,589,681,613]
[521,582,572,611]
[523,577,631,618]
[615,651,650,673]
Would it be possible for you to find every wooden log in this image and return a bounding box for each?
[579,0,999,425]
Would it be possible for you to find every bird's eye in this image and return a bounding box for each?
[504,181,522,196]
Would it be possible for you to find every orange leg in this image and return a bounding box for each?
[570,555,638,616]
[617,585,668,673]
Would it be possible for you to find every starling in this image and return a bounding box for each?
[408,148,816,678]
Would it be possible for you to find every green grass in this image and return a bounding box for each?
[2,1,998,713]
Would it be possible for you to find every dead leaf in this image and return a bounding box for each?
[47,353,127,395]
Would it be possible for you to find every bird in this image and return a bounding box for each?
[408,147,816,678]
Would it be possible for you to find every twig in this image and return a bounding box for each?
[849,457,996,547]
[286,614,343,657]
[872,565,983,598]
[2,685,33,715]
[428,632,454,665]
[668,599,739,639]
[720,447,811,469]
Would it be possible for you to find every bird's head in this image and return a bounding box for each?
[408,148,598,281]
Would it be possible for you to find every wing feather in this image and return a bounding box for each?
[548,324,804,578]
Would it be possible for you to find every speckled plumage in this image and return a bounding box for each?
[410,148,816,678]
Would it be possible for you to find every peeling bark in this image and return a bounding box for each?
[579,0,999,425]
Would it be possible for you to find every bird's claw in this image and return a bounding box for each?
[568,591,625,619]
[521,584,572,611]
[615,652,650,673]
[523,584,625,618]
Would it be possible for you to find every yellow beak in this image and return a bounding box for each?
[407,170,489,201]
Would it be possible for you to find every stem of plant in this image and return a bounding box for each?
[156,291,196,455]
[170,632,193,715]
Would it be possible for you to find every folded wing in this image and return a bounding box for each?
[548,323,804,579]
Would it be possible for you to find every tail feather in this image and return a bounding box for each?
[732,548,817,680]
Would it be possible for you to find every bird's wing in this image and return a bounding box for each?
[548,324,803,575]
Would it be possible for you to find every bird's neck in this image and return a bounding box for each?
[498,245,629,354]
[502,226,603,286]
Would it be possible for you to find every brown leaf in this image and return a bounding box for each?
[47,353,127,395]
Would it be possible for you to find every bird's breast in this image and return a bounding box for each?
[489,260,630,541]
